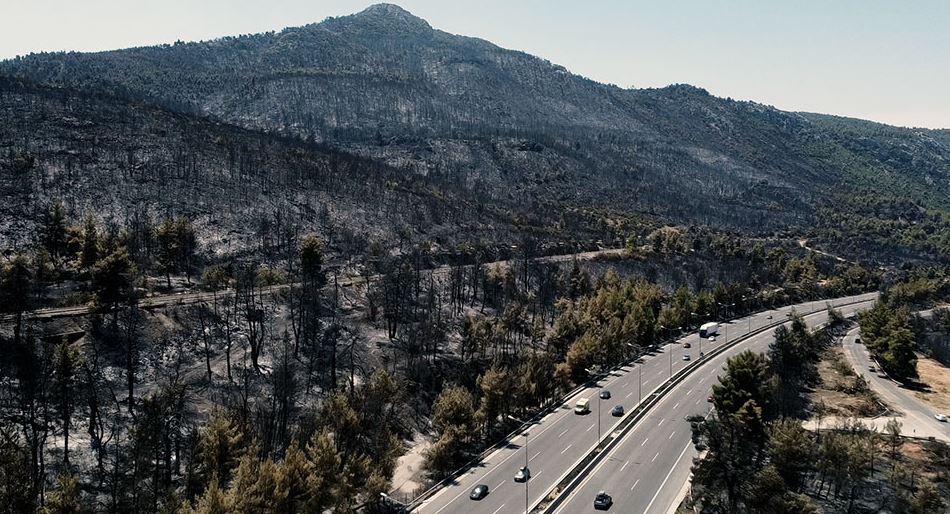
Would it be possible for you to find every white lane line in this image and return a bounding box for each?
[630,478,640,491]
[673,402,680,409]
[658,419,665,427]
[669,431,676,440]
[652,452,660,462]
[624,382,630,387]
[641,437,649,447]
[586,423,595,432]
[558,428,569,438]
[530,451,541,461]
[643,443,692,514]
[561,444,573,455]
[686,389,693,395]
[490,505,505,514]
[696,398,701,405]
[495,481,505,491]
[625,391,634,399]
[620,460,629,472]
[699,377,706,385]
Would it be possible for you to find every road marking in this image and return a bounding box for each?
[641,437,649,447]
[587,423,595,432]
[561,444,573,455]
[531,451,541,461]
[669,431,676,440]
[643,443,692,514]
[620,460,629,472]
[630,478,640,491]
[687,389,693,395]
[558,428,569,438]
[491,504,505,514]
[652,452,659,462]
[495,481,505,490]
[696,398,701,405]
[699,377,706,384]
[673,402,680,409]
[658,418,665,426]
[625,392,633,399]
[624,382,630,387]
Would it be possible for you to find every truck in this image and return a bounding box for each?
[699,322,720,338]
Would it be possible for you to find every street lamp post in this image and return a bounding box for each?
[507,415,530,514]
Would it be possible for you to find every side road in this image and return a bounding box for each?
[840,326,950,442]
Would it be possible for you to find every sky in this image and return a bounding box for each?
[2,0,948,129]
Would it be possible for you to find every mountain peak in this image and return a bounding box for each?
[350,3,431,31]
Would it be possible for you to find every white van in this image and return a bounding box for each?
[575,397,591,414]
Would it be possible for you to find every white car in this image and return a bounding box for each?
[936,414,948,422]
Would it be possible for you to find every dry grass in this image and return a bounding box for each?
[811,347,885,417]
[914,355,950,413]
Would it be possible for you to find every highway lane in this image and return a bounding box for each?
[843,328,950,442]
[549,296,877,514]
[414,293,877,514]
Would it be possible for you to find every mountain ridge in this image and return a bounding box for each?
[2,3,950,261]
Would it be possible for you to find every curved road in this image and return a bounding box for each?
[414,292,877,514]
[842,328,950,442]
[549,295,876,514]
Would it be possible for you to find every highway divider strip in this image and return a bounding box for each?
[534,296,875,514]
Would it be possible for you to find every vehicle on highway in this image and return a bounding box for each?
[707,395,713,402]
[699,322,720,338]
[514,466,531,482]
[683,354,691,361]
[683,342,691,348]
[868,365,876,372]
[611,405,624,416]
[594,491,613,510]
[470,484,489,500]
[936,414,948,422]
[600,390,611,400]
[575,397,591,414]
[767,314,773,320]
[855,337,862,344]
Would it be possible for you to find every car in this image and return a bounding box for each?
[594,490,613,510]
[868,365,876,372]
[470,484,489,500]
[514,466,531,482]
[600,390,611,400]
[767,315,773,320]
[936,414,949,422]
[855,337,862,344]
[611,405,624,417]
[683,354,691,361]
[683,342,691,348]
[707,395,714,402]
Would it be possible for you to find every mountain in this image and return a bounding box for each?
[2,3,950,261]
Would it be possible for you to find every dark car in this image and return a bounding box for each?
[470,484,489,500]
[611,405,624,417]
[600,390,611,400]
[594,490,613,510]
[514,466,531,482]
[683,342,691,348]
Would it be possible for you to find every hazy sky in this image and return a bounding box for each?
[3,0,948,128]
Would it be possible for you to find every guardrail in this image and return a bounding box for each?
[536,296,875,514]
[404,294,875,512]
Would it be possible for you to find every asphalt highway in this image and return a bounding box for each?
[549,295,876,514]
[414,292,877,514]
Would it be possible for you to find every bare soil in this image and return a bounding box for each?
[914,355,950,413]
